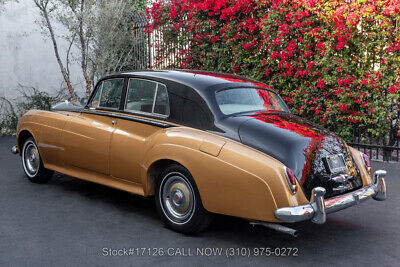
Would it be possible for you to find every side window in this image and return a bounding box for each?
[88,78,124,109]
[154,84,170,116]
[89,82,103,107]
[99,78,124,109]
[125,79,170,116]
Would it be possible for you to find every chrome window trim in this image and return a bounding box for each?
[122,109,168,120]
[89,81,104,108]
[124,78,170,118]
[151,83,158,114]
[97,81,104,108]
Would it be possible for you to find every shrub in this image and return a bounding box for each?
[0,85,68,136]
[147,0,400,145]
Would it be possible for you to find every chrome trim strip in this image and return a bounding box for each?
[80,110,174,128]
[97,80,105,108]
[122,108,168,119]
[274,170,387,224]
[151,83,158,114]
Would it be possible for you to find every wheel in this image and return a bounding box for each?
[155,164,212,234]
[21,137,53,183]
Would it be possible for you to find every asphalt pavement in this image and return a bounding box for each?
[0,136,399,266]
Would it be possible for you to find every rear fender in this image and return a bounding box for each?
[142,127,309,222]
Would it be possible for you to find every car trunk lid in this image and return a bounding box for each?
[237,111,363,199]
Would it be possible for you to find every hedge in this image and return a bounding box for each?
[146,0,400,145]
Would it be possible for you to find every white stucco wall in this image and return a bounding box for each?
[0,0,83,100]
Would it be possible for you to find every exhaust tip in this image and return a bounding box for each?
[250,221,299,237]
[292,230,299,238]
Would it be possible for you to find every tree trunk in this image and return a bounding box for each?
[77,0,93,99]
[83,74,92,99]
[39,2,77,102]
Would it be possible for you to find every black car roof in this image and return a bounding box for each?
[85,69,284,137]
[112,69,272,92]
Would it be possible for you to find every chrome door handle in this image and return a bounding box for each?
[111,120,115,125]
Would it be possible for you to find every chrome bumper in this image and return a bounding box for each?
[275,170,387,224]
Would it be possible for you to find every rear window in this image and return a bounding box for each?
[216,88,289,115]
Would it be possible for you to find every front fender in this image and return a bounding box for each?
[16,110,69,167]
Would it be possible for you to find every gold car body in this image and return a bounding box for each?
[16,108,373,223]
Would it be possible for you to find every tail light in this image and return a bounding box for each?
[283,166,298,194]
[360,152,372,173]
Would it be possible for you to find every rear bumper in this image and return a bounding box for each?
[275,170,387,224]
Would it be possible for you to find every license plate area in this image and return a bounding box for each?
[323,154,347,174]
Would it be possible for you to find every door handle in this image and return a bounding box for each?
[111,120,115,125]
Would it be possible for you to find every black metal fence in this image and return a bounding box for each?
[130,12,151,70]
[348,142,399,162]
[348,130,400,162]
[130,12,182,70]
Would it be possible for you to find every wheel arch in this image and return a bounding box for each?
[145,158,190,196]
[17,129,35,155]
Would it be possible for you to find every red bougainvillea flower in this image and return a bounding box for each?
[147,0,400,142]
[388,86,398,94]
[317,78,324,89]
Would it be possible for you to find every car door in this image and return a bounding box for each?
[62,77,125,175]
[109,78,170,184]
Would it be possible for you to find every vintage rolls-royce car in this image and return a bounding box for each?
[12,70,387,235]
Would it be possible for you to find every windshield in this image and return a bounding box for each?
[216,88,290,115]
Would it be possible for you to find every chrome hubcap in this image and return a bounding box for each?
[161,173,194,223]
[23,142,40,176]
